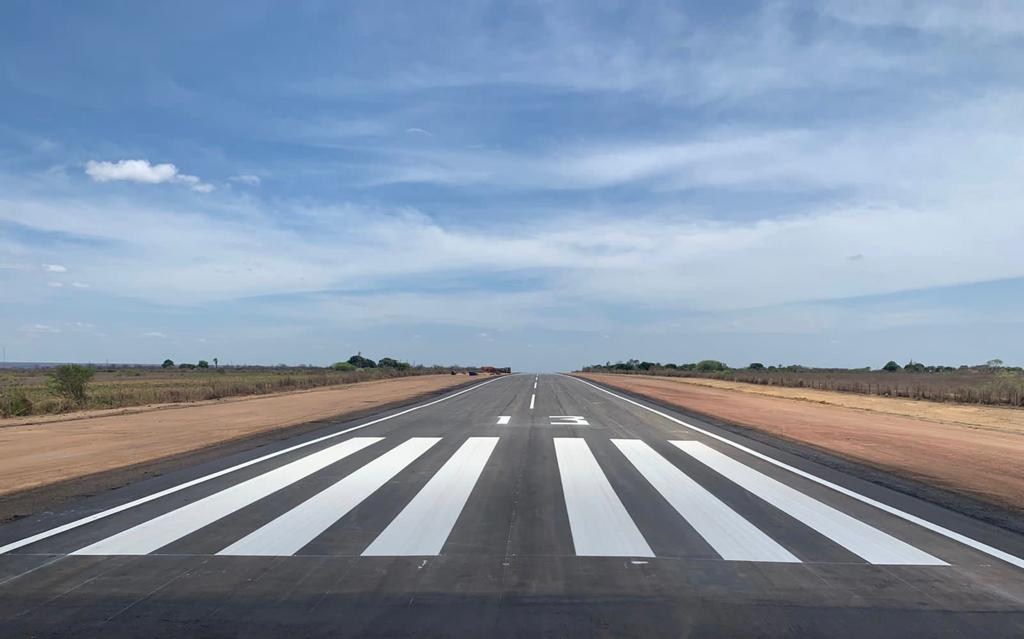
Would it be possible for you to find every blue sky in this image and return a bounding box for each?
[2,1,1023,371]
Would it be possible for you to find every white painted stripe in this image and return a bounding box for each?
[613,440,798,562]
[0,376,504,556]
[554,438,653,557]
[530,394,535,410]
[534,381,537,389]
[567,376,1024,570]
[219,438,440,556]
[73,437,383,555]
[496,415,511,425]
[363,437,499,556]
[674,441,945,565]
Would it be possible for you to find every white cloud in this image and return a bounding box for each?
[47,281,63,288]
[42,263,66,272]
[70,281,90,288]
[142,331,167,338]
[85,159,214,193]
[21,323,60,333]
[404,127,433,136]
[229,174,261,187]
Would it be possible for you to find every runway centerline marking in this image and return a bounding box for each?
[496,415,511,425]
[530,394,535,410]
[0,376,506,556]
[565,375,1024,570]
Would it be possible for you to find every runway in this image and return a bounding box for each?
[1,373,1022,637]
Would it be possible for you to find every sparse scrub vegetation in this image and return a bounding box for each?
[582,359,1024,407]
[0,355,491,418]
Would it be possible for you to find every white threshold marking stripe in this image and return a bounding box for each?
[363,437,499,556]
[554,438,653,557]
[567,375,1024,570]
[675,441,944,565]
[74,437,382,556]
[0,376,503,556]
[613,440,798,563]
[219,438,439,556]
[530,394,535,410]
[496,415,511,425]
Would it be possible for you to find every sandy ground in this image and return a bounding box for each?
[579,373,1024,512]
[0,374,477,497]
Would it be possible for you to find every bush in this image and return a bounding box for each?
[882,360,901,372]
[748,362,765,370]
[378,357,411,370]
[331,362,357,371]
[161,359,174,368]
[48,364,95,405]
[178,363,196,369]
[347,354,376,368]
[1,387,33,417]
[695,360,728,372]
[197,360,210,368]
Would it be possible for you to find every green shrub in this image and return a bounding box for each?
[161,359,175,368]
[331,362,357,371]
[1,387,33,417]
[48,364,95,405]
[695,360,728,372]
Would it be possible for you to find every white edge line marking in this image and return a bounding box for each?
[564,375,1024,570]
[0,376,507,555]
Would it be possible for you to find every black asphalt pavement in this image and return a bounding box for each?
[1,373,1023,638]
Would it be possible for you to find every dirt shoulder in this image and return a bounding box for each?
[577,373,1024,516]
[0,374,481,506]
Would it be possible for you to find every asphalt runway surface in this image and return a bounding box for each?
[1,373,1023,637]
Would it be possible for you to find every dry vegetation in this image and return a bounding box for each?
[582,361,1024,407]
[0,365,463,417]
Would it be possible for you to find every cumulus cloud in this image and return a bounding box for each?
[85,159,214,193]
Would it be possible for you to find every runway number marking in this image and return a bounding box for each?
[550,416,590,426]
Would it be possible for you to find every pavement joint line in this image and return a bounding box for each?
[0,375,508,556]
[565,374,1024,571]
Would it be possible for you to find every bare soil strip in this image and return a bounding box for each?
[578,373,1024,513]
[0,374,478,499]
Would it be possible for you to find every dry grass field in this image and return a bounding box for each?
[582,365,1024,406]
[0,365,461,417]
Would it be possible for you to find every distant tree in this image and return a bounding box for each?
[48,364,95,405]
[903,360,926,373]
[987,359,1004,369]
[377,357,409,369]
[638,361,657,371]
[748,362,765,370]
[331,361,357,371]
[213,357,218,368]
[197,360,209,368]
[663,363,678,369]
[178,362,196,369]
[347,354,376,368]
[161,359,174,369]
[882,360,901,372]
[695,360,728,372]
